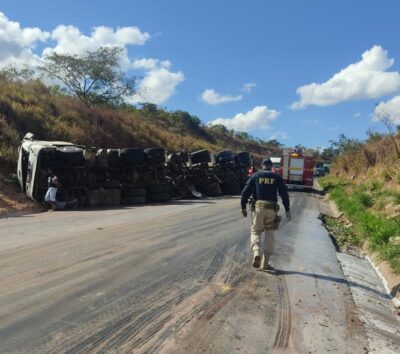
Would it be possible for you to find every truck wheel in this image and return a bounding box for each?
[147,193,170,202]
[189,150,211,165]
[95,149,109,170]
[212,150,235,165]
[122,187,146,197]
[201,182,222,197]
[220,181,241,195]
[121,196,146,205]
[119,148,145,164]
[147,184,170,194]
[104,180,120,189]
[107,149,120,168]
[144,147,166,164]
[85,189,100,206]
[235,151,251,166]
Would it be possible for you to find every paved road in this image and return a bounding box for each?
[0,192,391,353]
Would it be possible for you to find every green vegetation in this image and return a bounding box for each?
[41,47,136,106]
[319,175,400,274]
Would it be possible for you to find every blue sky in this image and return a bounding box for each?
[2,0,400,148]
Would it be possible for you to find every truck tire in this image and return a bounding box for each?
[100,189,121,206]
[85,189,100,206]
[144,147,166,164]
[147,184,170,194]
[107,149,120,168]
[119,148,145,164]
[189,150,211,165]
[96,149,109,170]
[146,183,170,202]
[212,150,235,165]
[54,147,84,163]
[104,179,120,189]
[235,151,251,166]
[121,196,146,205]
[147,193,170,202]
[201,182,222,197]
[83,149,96,168]
[122,186,146,197]
[220,181,241,195]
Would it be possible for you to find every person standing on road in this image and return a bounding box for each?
[44,168,61,211]
[240,158,291,270]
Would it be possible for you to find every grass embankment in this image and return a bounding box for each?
[0,78,280,171]
[319,175,400,274]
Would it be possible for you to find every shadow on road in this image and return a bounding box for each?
[274,269,391,300]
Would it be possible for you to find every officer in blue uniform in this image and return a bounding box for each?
[241,158,291,270]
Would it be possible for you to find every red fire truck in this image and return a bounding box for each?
[278,148,315,187]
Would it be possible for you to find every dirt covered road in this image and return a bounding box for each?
[0,192,397,353]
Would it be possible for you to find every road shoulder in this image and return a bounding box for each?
[337,252,400,353]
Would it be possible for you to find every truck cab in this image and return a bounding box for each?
[17,133,81,202]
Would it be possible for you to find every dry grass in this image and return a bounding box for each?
[331,135,400,192]
[0,79,279,169]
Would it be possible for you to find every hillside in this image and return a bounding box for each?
[319,133,400,274]
[0,78,280,171]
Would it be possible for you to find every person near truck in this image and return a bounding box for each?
[44,168,61,210]
[240,158,291,270]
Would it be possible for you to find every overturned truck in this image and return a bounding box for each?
[17,133,253,206]
[17,133,170,207]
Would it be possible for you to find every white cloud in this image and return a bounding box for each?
[353,112,362,118]
[269,131,289,140]
[373,95,400,125]
[0,12,185,104]
[201,89,243,105]
[291,45,400,109]
[130,68,185,105]
[0,12,49,68]
[209,105,280,131]
[44,24,150,57]
[132,58,171,70]
[241,82,256,93]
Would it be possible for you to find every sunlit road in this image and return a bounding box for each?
[0,192,394,353]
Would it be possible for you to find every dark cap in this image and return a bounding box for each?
[262,158,272,167]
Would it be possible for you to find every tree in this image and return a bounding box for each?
[329,134,363,154]
[264,139,282,147]
[320,147,338,162]
[41,47,136,106]
[373,107,400,159]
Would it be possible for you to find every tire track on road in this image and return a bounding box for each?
[273,274,291,350]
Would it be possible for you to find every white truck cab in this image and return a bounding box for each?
[17,133,79,202]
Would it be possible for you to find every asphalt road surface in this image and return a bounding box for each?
[0,191,392,353]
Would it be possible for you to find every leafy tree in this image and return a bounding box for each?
[329,134,363,154]
[320,147,339,162]
[173,110,201,129]
[209,124,229,135]
[235,131,252,140]
[262,139,282,147]
[41,47,136,106]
